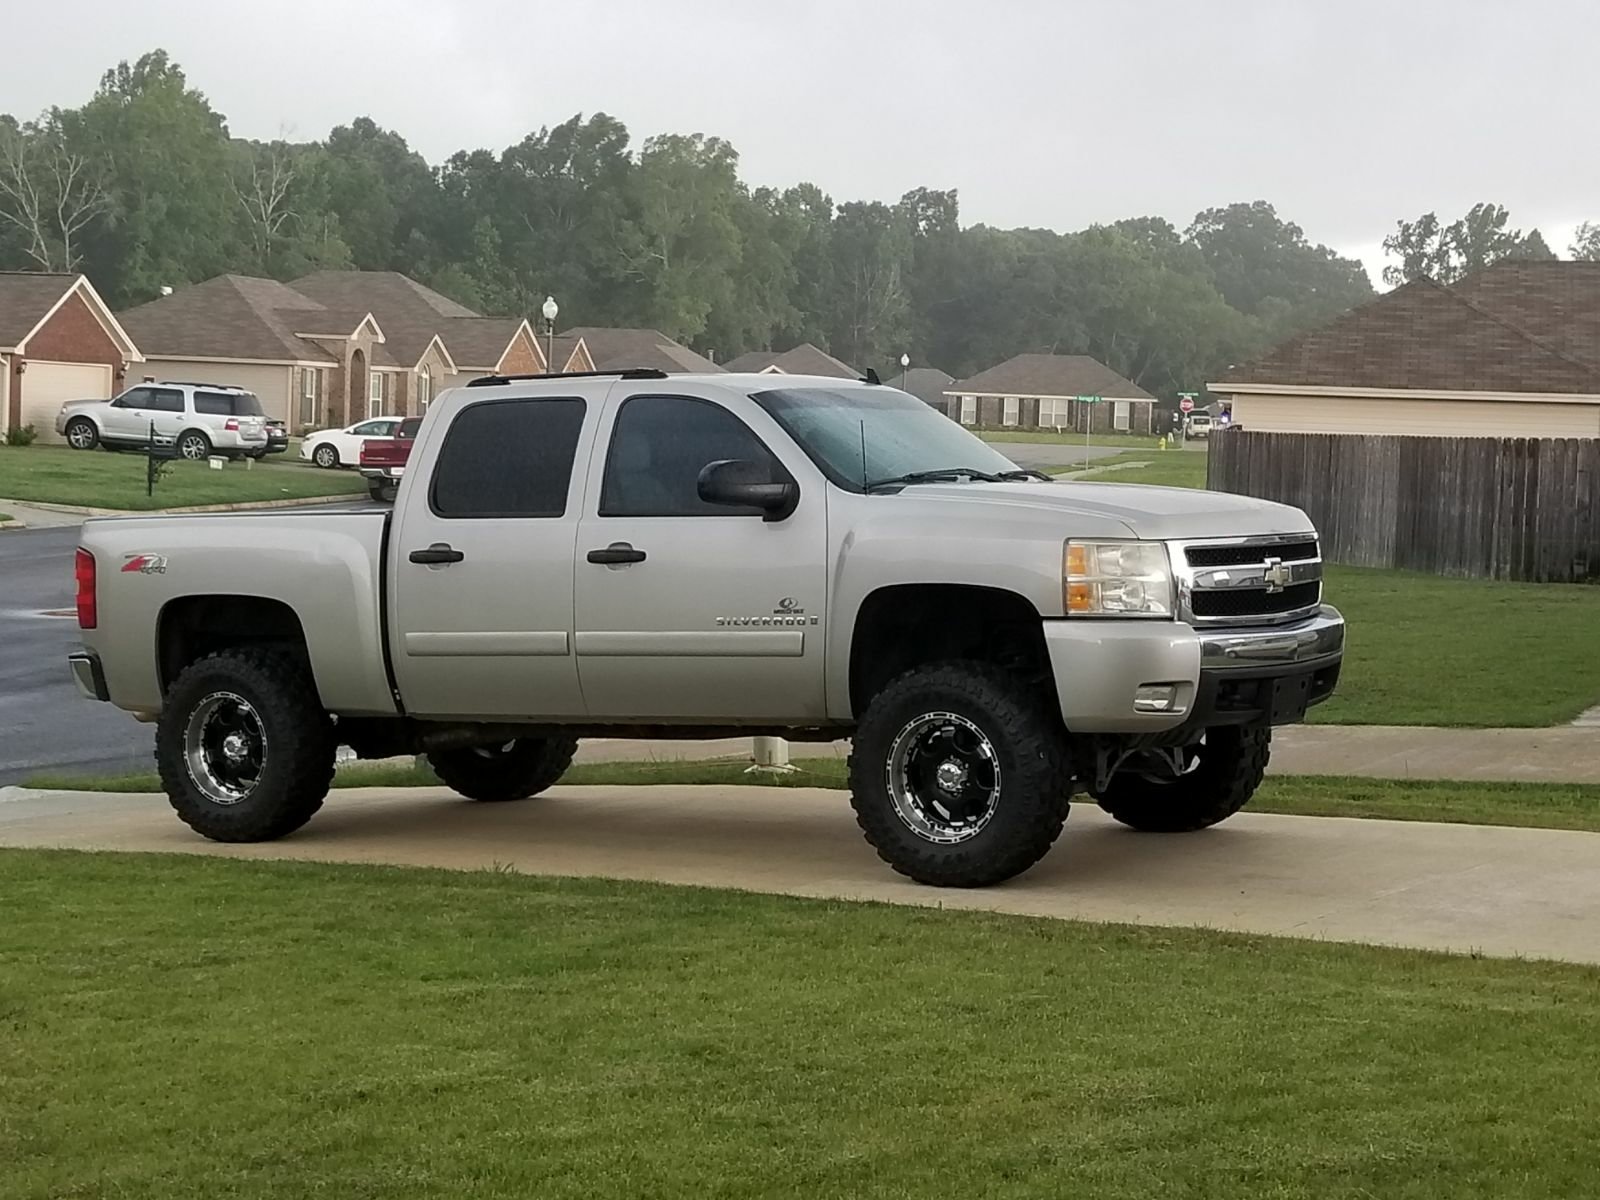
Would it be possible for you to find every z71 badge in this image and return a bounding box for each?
[121,554,168,575]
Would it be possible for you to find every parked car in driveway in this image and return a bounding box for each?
[57,382,270,460]
[264,420,289,456]
[357,417,421,502]
[69,369,1344,889]
[300,418,403,469]
[1184,412,1214,439]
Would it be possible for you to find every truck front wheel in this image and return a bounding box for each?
[155,649,337,842]
[848,662,1071,887]
[428,736,579,802]
[1096,724,1270,832]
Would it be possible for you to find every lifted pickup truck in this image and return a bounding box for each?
[70,370,1344,887]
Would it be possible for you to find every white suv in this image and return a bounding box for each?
[57,383,271,459]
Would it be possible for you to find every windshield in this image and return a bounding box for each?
[751,386,1017,490]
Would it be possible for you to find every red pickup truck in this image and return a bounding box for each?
[358,416,421,502]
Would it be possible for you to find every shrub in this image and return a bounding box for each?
[4,424,37,446]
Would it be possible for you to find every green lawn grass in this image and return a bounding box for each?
[29,759,1600,834]
[1318,566,1600,725]
[1073,451,1210,489]
[0,511,12,523]
[3,849,1599,1199]
[0,444,364,510]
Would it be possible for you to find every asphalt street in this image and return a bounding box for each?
[0,525,152,784]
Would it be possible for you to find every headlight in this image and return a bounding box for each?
[1063,540,1173,617]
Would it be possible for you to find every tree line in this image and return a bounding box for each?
[0,50,1584,394]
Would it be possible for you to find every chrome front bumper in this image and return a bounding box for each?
[1043,605,1345,733]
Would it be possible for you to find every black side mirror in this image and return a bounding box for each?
[697,459,799,522]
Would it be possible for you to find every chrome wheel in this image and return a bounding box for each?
[885,711,1002,844]
[66,420,97,449]
[178,433,209,460]
[313,444,338,468]
[183,691,267,805]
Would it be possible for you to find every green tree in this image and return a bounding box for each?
[322,117,440,273]
[0,110,108,271]
[1186,201,1371,337]
[1571,222,1600,261]
[1381,202,1556,286]
[72,51,239,303]
[825,200,913,369]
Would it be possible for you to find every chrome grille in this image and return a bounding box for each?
[1170,536,1323,627]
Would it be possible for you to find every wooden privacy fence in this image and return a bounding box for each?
[1208,431,1600,582]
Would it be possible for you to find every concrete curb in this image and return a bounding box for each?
[0,493,360,517]
[0,519,26,531]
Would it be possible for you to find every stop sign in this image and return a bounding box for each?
[1179,397,1194,413]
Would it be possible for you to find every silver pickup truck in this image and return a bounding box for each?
[70,370,1343,887]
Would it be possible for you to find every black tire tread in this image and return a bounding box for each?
[429,736,579,802]
[155,648,336,842]
[848,661,1070,887]
[1098,725,1270,833]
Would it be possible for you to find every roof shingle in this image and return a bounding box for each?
[1216,277,1600,394]
[119,275,337,363]
[0,272,80,348]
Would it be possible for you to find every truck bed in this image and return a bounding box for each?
[75,508,398,717]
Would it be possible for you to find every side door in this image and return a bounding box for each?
[100,387,153,440]
[573,388,829,721]
[145,387,188,443]
[387,388,600,720]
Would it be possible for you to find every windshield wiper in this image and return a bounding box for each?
[864,467,1005,491]
[996,468,1053,482]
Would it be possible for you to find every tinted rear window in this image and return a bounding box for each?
[430,398,586,518]
[194,390,264,417]
[398,418,423,438]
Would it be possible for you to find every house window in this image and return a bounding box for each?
[1040,398,1068,429]
[299,368,319,428]
[369,371,384,418]
[959,396,976,425]
[1002,397,1020,427]
[418,365,432,411]
[1113,400,1131,432]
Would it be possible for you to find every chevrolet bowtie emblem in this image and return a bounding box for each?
[1262,557,1290,593]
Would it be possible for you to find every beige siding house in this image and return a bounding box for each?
[1212,264,1600,438]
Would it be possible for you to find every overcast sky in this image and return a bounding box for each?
[6,0,1597,285]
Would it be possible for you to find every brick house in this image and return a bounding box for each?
[945,354,1157,434]
[1211,264,1600,437]
[0,272,142,441]
[119,271,595,432]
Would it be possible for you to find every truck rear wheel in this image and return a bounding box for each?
[848,661,1071,887]
[1097,724,1270,832]
[155,649,337,842]
[428,736,579,802]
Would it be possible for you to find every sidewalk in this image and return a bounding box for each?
[4,783,1597,964]
[576,724,1600,784]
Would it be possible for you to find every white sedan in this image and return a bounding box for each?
[300,418,402,469]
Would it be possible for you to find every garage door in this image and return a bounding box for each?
[22,361,114,443]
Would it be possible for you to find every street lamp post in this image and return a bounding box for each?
[541,295,559,375]
[899,352,910,391]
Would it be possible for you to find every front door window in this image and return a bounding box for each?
[368,372,384,419]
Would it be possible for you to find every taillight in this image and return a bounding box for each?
[75,548,97,629]
[224,418,240,431]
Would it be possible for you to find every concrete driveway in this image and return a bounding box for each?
[4,783,1597,965]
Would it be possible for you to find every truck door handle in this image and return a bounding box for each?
[409,543,464,565]
[586,543,647,565]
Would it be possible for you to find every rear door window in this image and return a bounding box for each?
[430,398,586,518]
